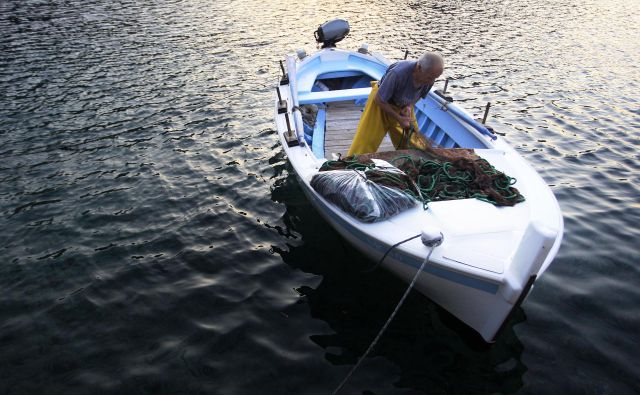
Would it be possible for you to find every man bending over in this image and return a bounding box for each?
[347,52,444,155]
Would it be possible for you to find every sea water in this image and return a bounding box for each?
[1,0,638,393]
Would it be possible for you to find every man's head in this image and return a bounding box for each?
[415,52,444,85]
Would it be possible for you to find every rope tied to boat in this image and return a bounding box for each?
[332,230,443,394]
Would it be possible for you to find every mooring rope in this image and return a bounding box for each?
[362,234,421,273]
[332,241,439,395]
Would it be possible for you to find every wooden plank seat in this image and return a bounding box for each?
[298,87,372,105]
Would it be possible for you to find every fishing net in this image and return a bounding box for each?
[319,149,525,210]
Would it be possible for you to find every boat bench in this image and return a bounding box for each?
[298,88,372,105]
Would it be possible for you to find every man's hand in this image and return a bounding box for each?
[374,94,412,128]
[397,106,412,129]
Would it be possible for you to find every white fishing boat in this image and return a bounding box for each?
[273,20,563,342]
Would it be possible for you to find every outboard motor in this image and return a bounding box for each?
[315,19,350,48]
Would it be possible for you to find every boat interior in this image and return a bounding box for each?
[296,56,488,161]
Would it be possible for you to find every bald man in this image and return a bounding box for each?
[347,52,444,155]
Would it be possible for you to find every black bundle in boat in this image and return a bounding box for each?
[310,167,418,223]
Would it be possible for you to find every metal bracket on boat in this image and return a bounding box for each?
[435,78,454,110]
[279,60,289,85]
[476,122,497,136]
[434,89,453,104]
[283,113,299,147]
[482,102,491,124]
[435,78,453,103]
[475,102,499,136]
[276,87,288,114]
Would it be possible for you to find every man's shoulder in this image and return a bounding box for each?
[387,60,416,76]
[380,60,415,87]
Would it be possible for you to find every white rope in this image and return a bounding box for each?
[332,246,436,395]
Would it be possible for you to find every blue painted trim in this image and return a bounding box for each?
[352,75,373,89]
[387,248,500,294]
[429,94,497,140]
[317,70,365,79]
[414,98,486,149]
[312,109,326,158]
[306,186,500,294]
[442,135,455,148]
[296,51,386,93]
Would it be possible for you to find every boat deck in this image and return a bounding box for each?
[323,101,394,158]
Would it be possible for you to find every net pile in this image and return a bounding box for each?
[319,150,525,208]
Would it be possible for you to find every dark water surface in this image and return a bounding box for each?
[1,0,639,393]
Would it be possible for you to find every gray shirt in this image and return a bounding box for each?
[377,60,432,108]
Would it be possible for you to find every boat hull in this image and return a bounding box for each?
[298,175,520,341]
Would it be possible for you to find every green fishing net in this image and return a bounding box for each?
[319,149,525,209]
